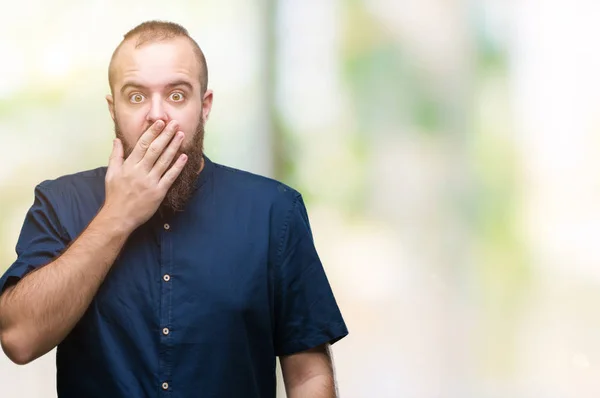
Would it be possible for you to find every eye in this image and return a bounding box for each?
[170,92,185,102]
[129,93,145,104]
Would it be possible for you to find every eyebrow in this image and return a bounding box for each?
[120,80,194,95]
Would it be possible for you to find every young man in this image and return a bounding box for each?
[0,20,348,397]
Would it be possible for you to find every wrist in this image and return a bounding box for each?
[95,204,138,237]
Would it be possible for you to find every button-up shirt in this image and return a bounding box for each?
[0,156,348,397]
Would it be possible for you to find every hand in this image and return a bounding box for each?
[102,120,188,231]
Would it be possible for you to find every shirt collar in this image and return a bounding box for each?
[193,154,214,192]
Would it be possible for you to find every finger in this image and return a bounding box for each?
[139,120,179,170]
[158,154,188,191]
[150,131,185,178]
[127,120,166,164]
[108,139,124,172]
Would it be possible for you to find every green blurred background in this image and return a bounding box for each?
[2,0,600,397]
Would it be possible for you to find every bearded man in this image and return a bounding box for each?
[0,20,348,398]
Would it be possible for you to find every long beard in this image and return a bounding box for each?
[114,118,205,213]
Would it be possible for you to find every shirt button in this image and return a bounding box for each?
[162,382,169,390]
[163,274,170,282]
[163,327,170,335]
[163,223,170,230]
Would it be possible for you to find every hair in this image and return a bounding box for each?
[108,20,208,95]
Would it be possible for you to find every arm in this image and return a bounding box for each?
[281,344,338,398]
[0,119,187,365]
[0,210,131,365]
[273,193,348,396]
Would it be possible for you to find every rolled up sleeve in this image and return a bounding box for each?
[0,183,68,293]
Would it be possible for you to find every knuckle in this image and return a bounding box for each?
[139,139,150,150]
[162,171,174,182]
[148,144,161,155]
[159,158,171,168]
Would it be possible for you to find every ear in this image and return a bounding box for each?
[202,89,214,124]
[106,94,115,121]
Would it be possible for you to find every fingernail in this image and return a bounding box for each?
[156,120,165,129]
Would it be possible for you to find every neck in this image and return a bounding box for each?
[197,156,205,174]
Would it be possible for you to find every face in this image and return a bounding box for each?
[106,37,213,212]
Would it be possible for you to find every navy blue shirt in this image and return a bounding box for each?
[0,156,348,398]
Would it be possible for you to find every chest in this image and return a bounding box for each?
[92,216,274,342]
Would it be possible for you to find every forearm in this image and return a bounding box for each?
[282,344,338,398]
[0,208,132,364]
[287,374,336,398]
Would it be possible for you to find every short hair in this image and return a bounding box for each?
[108,20,208,95]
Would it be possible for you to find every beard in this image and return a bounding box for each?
[114,117,205,214]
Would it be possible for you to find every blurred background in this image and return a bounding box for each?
[1,0,600,396]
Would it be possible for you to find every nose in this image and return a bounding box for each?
[146,95,168,124]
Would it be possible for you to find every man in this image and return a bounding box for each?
[0,20,348,397]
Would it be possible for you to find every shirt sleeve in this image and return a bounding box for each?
[0,183,68,293]
[273,193,348,356]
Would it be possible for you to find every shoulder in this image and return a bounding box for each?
[37,167,107,197]
[210,161,308,235]
[29,167,107,239]
[212,161,302,206]
[32,167,107,218]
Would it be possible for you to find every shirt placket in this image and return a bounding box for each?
[159,220,174,395]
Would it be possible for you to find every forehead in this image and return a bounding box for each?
[112,37,200,90]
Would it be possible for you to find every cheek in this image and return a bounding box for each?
[115,108,149,140]
[175,112,202,143]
